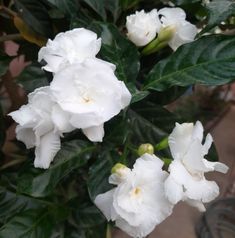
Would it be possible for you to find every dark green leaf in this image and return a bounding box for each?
[120,0,140,9]
[46,0,78,16]
[145,35,235,91]
[0,209,55,238]
[17,140,94,197]
[15,0,53,37]
[129,101,179,145]
[16,63,49,93]
[104,0,120,22]
[88,150,118,200]
[89,22,140,84]
[202,0,235,34]
[0,186,42,223]
[0,52,11,77]
[0,104,5,149]
[172,0,200,5]
[82,0,106,20]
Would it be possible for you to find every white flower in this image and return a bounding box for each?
[50,58,131,142]
[126,9,161,47]
[158,7,197,50]
[9,87,73,169]
[38,28,101,73]
[165,121,228,211]
[95,154,173,238]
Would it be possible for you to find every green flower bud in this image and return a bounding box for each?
[158,25,175,43]
[137,143,154,156]
[111,163,127,174]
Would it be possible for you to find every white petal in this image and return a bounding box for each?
[34,131,61,169]
[182,139,208,173]
[203,159,229,174]
[159,7,186,24]
[192,121,204,143]
[51,105,74,133]
[164,175,183,204]
[168,122,194,160]
[202,133,213,155]
[82,124,104,142]
[94,189,117,221]
[116,217,156,238]
[185,178,219,203]
[15,125,36,149]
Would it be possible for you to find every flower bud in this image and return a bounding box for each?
[137,143,154,156]
[111,163,127,174]
[158,25,175,43]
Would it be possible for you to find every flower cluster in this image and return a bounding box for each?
[95,121,228,237]
[9,28,131,169]
[126,7,197,50]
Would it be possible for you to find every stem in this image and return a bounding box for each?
[0,6,17,17]
[0,34,23,43]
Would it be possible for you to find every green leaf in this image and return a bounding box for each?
[104,0,120,22]
[88,150,118,200]
[202,0,235,33]
[89,22,140,84]
[0,186,42,223]
[82,0,106,20]
[17,140,94,197]
[128,101,179,145]
[16,63,49,93]
[15,0,53,37]
[46,0,78,16]
[0,209,55,238]
[144,35,235,91]
[172,0,200,5]
[0,104,5,149]
[127,83,149,104]
[120,0,140,9]
[0,52,11,77]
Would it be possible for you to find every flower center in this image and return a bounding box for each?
[130,187,142,198]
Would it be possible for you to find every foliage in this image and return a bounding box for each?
[0,0,235,237]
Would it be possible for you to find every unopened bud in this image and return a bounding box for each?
[111,163,127,174]
[158,25,175,43]
[137,143,154,156]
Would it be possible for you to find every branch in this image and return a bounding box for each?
[0,33,23,43]
[0,6,17,17]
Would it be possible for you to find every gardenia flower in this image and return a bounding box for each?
[50,58,131,142]
[38,28,101,73]
[126,9,161,47]
[165,121,228,211]
[158,7,197,50]
[9,87,73,169]
[95,154,173,238]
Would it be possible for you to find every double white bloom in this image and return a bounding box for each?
[95,154,173,238]
[165,121,228,211]
[9,28,131,168]
[126,7,197,50]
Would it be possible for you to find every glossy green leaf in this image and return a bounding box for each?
[82,0,106,20]
[128,101,179,145]
[144,35,235,91]
[16,63,49,93]
[0,209,55,238]
[89,22,140,84]
[0,186,43,223]
[15,0,53,37]
[87,150,118,200]
[202,0,235,34]
[172,0,200,5]
[0,52,11,77]
[46,0,78,16]
[17,140,94,197]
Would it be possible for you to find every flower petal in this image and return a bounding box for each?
[168,122,194,160]
[185,199,206,212]
[82,124,104,142]
[34,131,61,169]
[15,125,36,149]
[94,189,117,221]
[203,159,229,174]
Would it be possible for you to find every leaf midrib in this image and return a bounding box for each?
[144,55,235,90]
